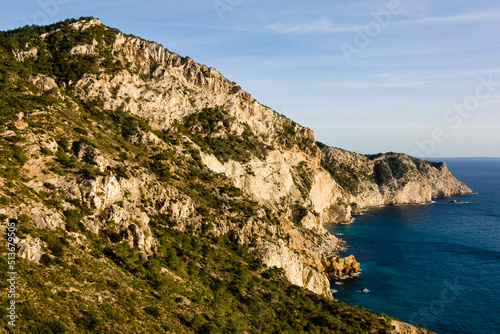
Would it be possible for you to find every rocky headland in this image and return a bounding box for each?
[0,17,467,333]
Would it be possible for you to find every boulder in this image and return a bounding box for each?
[324,254,360,278]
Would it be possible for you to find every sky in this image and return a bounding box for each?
[1,0,500,157]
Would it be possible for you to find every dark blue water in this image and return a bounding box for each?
[328,159,500,334]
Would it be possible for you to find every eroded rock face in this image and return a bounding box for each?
[70,18,102,31]
[17,236,43,263]
[12,48,38,62]
[324,255,360,278]
[80,175,122,211]
[258,239,333,299]
[321,147,473,212]
[69,40,97,56]
[391,320,436,334]
[108,204,156,255]
[31,74,58,92]
[30,207,65,230]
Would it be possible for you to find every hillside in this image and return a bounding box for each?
[0,17,468,333]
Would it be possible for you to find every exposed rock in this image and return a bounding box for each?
[123,223,156,255]
[2,19,473,321]
[14,120,28,130]
[30,207,65,230]
[71,142,109,170]
[108,204,156,255]
[31,74,58,92]
[12,48,38,62]
[69,41,97,56]
[85,149,110,172]
[446,199,466,204]
[38,133,59,153]
[258,239,333,299]
[299,212,322,230]
[173,294,191,306]
[391,320,436,334]
[70,18,102,31]
[137,131,168,149]
[324,255,361,278]
[321,147,473,214]
[13,112,29,130]
[16,236,43,263]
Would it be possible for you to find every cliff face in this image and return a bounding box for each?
[321,147,472,215]
[0,18,466,332]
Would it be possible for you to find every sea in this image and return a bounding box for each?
[328,158,500,334]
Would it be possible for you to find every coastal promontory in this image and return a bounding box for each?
[0,18,467,333]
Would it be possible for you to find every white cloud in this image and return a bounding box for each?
[264,18,359,34]
[262,9,500,36]
[407,10,500,25]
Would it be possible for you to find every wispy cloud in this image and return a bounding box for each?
[408,10,500,25]
[265,18,358,34]
[262,10,500,36]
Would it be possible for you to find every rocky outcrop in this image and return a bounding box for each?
[69,18,102,31]
[258,239,333,298]
[16,236,43,263]
[12,48,38,62]
[391,320,436,334]
[69,40,97,56]
[324,255,360,278]
[31,74,58,92]
[79,175,122,212]
[321,147,473,214]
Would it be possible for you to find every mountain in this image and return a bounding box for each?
[0,17,468,333]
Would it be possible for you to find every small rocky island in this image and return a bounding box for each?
[447,199,467,204]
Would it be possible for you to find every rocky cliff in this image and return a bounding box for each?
[0,17,463,333]
[320,146,473,215]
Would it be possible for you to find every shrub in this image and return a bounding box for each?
[39,254,52,266]
[57,137,69,151]
[74,127,89,136]
[41,147,53,156]
[79,310,100,331]
[113,165,128,179]
[144,306,161,318]
[108,232,123,243]
[18,213,30,223]
[63,209,83,232]
[27,320,67,334]
[107,280,119,289]
[52,165,64,175]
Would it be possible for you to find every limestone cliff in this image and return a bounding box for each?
[0,18,471,332]
[391,320,436,334]
[320,146,473,215]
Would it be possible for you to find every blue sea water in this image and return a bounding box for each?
[328,159,500,334]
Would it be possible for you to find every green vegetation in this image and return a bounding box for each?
[176,106,269,163]
[0,142,27,182]
[370,154,413,186]
[323,160,363,194]
[278,120,316,154]
[373,161,392,185]
[0,221,394,334]
[293,161,313,199]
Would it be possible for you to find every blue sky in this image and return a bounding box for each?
[2,0,499,157]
